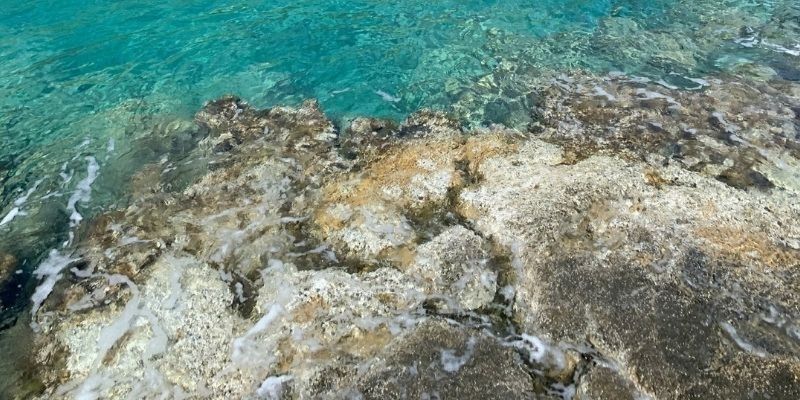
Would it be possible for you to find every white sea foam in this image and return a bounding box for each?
[127,367,178,400]
[59,161,73,184]
[234,282,246,302]
[711,111,740,134]
[164,261,184,310]
[592,86,616,101]
[66,156,100,228]
[686,77,710,88]
[760,305,784,326]
[787,324,800,341]
[232,303,285,363]
[39,191,63,200]
[635,88,681,108]
[0,207,23,226]
[626,76,651,84]
[279,215,308,224]
[66,286,106,311]
[70,261,95,278]
[733,35,799,56]
[96,274,142,362]
[0,178,44,226]
[513,334,547,363]
[761,41,800,56]
[734,35,758,48]
[256,375,292,399]
[362,207,414,246]
[509,240,525,273]
[720,321,767,357]
[655,79,679,90]
[505,333,566,372]
[30,250,79,327]
[67,372,113,400]
[92,273,169,361]
[500,285,516,301]
[287,243,333,259]
[57,272,174,397]
[440,337,477,372]
[13,178,44,206]
[375,90,401,103]
[141,308,169,360]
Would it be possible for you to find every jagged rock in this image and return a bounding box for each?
[313,136,466,264]
[26,71,800,400]
[531,74,800,193]
[245,263,425,398]
[339,117,398,159]
[36,257,237,398]
[312,129,519,267]
[398,110,462,139]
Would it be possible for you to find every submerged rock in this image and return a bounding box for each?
[0,253,16,284]
[25,71,800,399]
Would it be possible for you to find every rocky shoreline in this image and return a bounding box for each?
[18,72,800,399]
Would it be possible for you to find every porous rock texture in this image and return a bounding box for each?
[28,73,800,399]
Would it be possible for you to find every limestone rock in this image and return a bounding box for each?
[313,137,465,264]
[407,225,496,311]
[458,138,800,399]
[25,75,800,400]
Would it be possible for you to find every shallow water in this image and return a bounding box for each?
[0,0,799,397]
[2,0,798,158]
[1,0,795,207]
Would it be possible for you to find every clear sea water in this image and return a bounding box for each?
[2,1,798,161]
[0,0,798,394]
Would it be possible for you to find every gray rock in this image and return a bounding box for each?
[458,139,800,399]
[357,319,537,400]
[575,365,638,400]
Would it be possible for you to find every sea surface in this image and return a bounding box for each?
[0,0,798,396]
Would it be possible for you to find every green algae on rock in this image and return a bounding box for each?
[24,72,800,399]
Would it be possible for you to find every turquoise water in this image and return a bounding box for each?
[0,0,798,319]
[2,1,798,155]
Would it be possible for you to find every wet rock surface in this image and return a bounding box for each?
[20,72,800,399]
[407,226,496,312]
[528,73,800,194]
[356,320,537,400]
